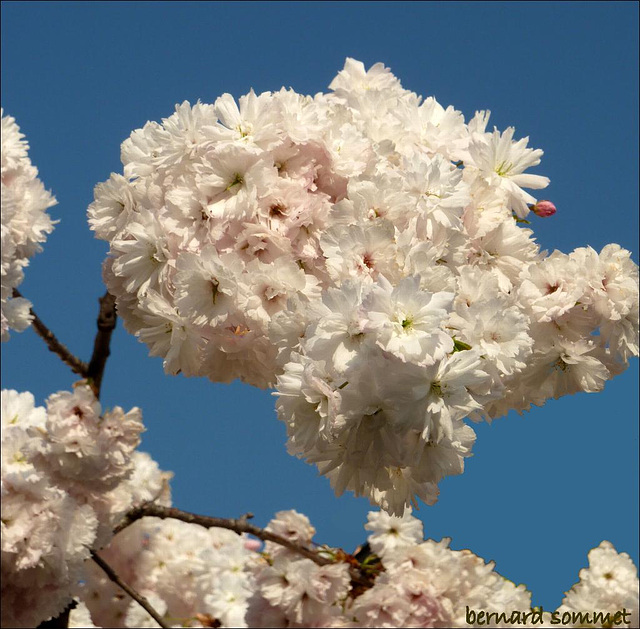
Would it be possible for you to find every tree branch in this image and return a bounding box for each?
[114,503,332,566]
[86,291,117,398]
[113,503,376,587]
[91,550,169,629]
[13,288,88,377]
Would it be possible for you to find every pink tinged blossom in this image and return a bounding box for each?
[321,222,400,283]
[349,579,414,627]
[256,556,351,625]
[244,538,262,551]
[518,251,586,324]
[35,385,144,490]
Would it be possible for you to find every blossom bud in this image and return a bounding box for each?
[244,538,262,551]
[531,200,557,217]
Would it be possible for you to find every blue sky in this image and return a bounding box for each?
[2,1,638,612]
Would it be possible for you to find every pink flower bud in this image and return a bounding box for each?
[244,538,262,551]
[531,200,557,217]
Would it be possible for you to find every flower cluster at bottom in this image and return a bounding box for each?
[2,387,637,628]
[72,509,639,628]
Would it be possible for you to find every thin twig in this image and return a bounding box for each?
[86,291,117,398]
[91,550,169,629]
[13,288,88,377]
[113,503,375,587]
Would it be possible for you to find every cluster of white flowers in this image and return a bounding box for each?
[245,510,352,628]
[342,510,535,628]
[88,58,639,514]
[356,513,640,629]
[76,514,260,628]
[0,386,169,628]
[2,377,635,629]
[1,110,57,341]
[555,541,639,628]
[245,509,533,628]
[68,507,536,628]
[67,508,639,628]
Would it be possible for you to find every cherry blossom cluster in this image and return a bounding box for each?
[88,58,639,514]
[76,512,263,628]
[69,507,536,628]
[349,514,638,628]
[1,110,57,341]
[0,386,170,628]
[554,541,639,627]
[68,507,639,628]
[2,389,635,628]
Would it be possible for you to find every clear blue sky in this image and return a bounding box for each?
[2,1,638,612]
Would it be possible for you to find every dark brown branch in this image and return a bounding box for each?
[13,288,88,377]
[113,503,375,587]
[91,550,169,628]
[86,291,117,398]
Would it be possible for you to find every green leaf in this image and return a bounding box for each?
[453,338,472,352]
